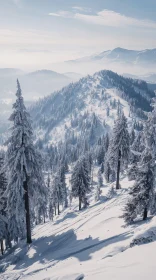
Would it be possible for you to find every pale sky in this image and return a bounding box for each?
[0,0,156,69]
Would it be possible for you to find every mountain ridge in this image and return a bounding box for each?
[30,69,155,146]
[68,48,156,66]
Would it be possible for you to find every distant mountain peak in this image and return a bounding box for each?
[68,47,156,65]
[28,69,67,77]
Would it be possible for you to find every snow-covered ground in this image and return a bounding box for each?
[1,173,156,280]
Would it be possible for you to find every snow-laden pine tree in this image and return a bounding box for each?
[71,156,91,210]
[51,176,58,216]
[46,173,54,221]
[35,190,48,224]
[86,151,93,175]
[0,152,7,217]
[60,163,68,208]
[54,163,68,215]
[131,131,144,157]
[127,159,138,181]
[109,113,130,189]
[56,174,62,215]
[123,149,155,224]
[104,153,111,183]
[129,132,143,172]
[6,80,45,244]
[143,101,156,159]
[97,145,105,165]
[104,133,109,153]
[0,218,6,255]
[124,101,156,224]
[130,128,135,146]
[95,169,103,202]
[89,124,96,146]
[100,162,104,174]
[0,151,8,254]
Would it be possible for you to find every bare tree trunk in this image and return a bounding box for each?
[91,165,94,187]
[143,208,148,221]
[23,174,32,244]
[116,150,121,190]
[55,206,56,216]
[5,225,12,249]
[64,186,68,208]
[58,202,60,215]
[1,240,4,255]
[79,196,82,211]
[108,166,110,183]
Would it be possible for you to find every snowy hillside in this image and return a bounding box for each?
[30,70,155,146]
[1,171,156,280]
[1,71,156,280]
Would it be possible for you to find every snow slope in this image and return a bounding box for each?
[1,173,156,280]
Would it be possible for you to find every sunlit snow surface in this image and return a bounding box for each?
[1,173,156,280]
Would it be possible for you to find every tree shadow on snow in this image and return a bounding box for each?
[54,212,77,225]
[10,228,132,273]
[122,216,153,231]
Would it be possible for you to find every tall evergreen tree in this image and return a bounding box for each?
[0,152,7,217]
[123,149,155,224]
[46,174,54,221]
[60,163,68,208]
[104,154,111,183]
[104,133,109,153]
[131,131,144,154]
[143,102,156,159]
[0,151,8,254]
[51,176,58,216]
[95,169,103,201]
[130,128,135,146]
[100,162,104,174]
[109,114,130,189]
[6,80,45,244]
[55,163,68,215]
[71,156,91,210]
[97,145,105,165]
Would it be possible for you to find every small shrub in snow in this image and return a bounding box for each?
[130,233,155,247]
[130,218,156,248]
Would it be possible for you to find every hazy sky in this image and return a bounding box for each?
[0,0,156,69]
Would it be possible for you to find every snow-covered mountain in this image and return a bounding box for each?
[30,70,155,146]
[27,69,69,80]
[69,48,156,66]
